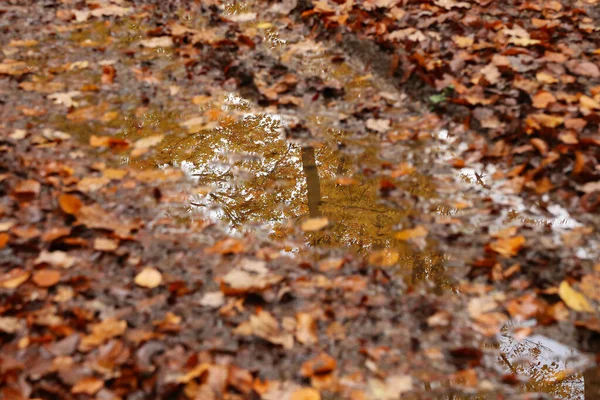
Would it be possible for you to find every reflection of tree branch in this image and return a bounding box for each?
[500,352,518,374]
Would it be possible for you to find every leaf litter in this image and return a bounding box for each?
[0,0,599,399]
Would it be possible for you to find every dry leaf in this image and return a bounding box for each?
[368,249,399,267]
[296,312,318,344]
[291,388,321,400]
[134,267,163,288]
[559,281,594,312]
[199,291,225,308]
[32,269,61,287]
[93,238,119,252]
[395,225,428,240]
[140,36,173,48]
[247,310,294,349]
[300,353,336,377]
[58,193,83,215]
[0,269,30,289]
[532,91,557,108]
[0,317,25,334]
[35,250,76,269]
[489,236,526,257]
[71,377,104,395]
[80,318,127,351]
[301,217,329,232]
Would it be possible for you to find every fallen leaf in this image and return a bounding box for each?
[14,179,41,197]
[0,269,30,289]
[559,281,594,313]
[71,377,104,395]
[301,217,329,232]
[395,225,428,240]
[32,269,61,288]
[489,236,526,257]
[301,353,336,377]
[140,36,173,48]
[0,59,30,76]
[366,118,391,133]
[247,310,294,349]
[93,238,119,251]
[80,317,127,351]
[220,269,283,295]
[532,91,557,108]
[199,291,225,308]
[291,387,321,400]
[368,249,399,267]
[368,375,413,400]
[35,250,76,269]
[0,317,25,334]
[48,91,81,107]
[296,312,318,344]
[58,193,83,215]
[90,5,132,18]
[206,237,246,255]
[134,267,163,288]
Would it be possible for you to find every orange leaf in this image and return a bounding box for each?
[32,269,61,287]
[489,236,526,257]
[300,353,336,377]
[58,193,83,215]
[532,91,556,109]
[291,388,321,400]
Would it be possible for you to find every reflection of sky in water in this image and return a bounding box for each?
[500,329,588,399]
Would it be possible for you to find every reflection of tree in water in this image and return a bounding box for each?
[496,324,584,399]
[135,99,450,287]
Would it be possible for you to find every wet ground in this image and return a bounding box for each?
[1,1,600,399]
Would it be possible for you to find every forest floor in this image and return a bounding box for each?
[1,0,600,399]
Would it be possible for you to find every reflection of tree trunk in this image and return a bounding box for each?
[302,146,322,218]
[585,366,600,399]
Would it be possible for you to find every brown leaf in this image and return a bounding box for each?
[296,312,318,345]
[32,269,61,287]
[566,60,600,78]
[246,310,294,349]
[14,179,41,197]
[220,269,283,295]
[71,377,104,395]
[77,204,133,238]
[0,60,30,76]
[301,353,336,377]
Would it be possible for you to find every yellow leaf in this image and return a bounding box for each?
[134,267,163,288]
[301,217,329,232]
[291,388,321,400]
[558,281,594,312]
[395,225,428,241]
